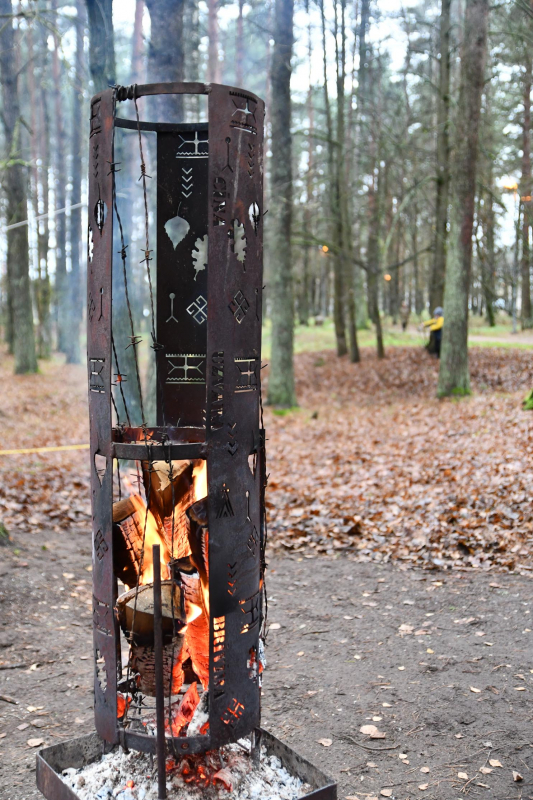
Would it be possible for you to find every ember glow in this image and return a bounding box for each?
[128,491,171,585]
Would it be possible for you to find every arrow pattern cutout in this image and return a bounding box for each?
[182,166,193,198]
[247,143,255,177]
[227,422,238,456]
[227,562,238,595]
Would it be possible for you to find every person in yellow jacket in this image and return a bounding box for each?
[423,306,444,358]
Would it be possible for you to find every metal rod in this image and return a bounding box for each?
[152,545,167,799]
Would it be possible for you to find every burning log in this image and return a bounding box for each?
[116,582,187,697]
[165,682,200,736]
[112,494,171,589]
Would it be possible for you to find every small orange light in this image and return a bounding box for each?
[384,273,392,281]
[322,245,329,253]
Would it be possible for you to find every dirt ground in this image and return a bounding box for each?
[1,531,533,800]
[1,346,533,800]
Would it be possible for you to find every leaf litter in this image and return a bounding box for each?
[264,348,533,572]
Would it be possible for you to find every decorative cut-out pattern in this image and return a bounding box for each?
[227,563,238,596]
[212,177,227,226]
[221,698,245,726]
[229,290,249,324]
[88,225,94,262]
[95,199,106,233]
[216,483,234,519]
[247,143,255,177]
[93,595,112,635]
[94,453,107,486]
[181,165,193,198]
[89,357,105,393]
[247,526,259,556]
[165,214,190,249]
[90,99,102,138]
[248,646,258,682]
[230,91,258,135]
[87,292,96,323]
[213,615,226,699]
[94,529,108,560]
[187,295,207,325]
[95,648,107,693]
[166,293,178,324]
[176,130,209,158]
[165,353,206,384]
[192,235,208,280]
[230,219,247,267]
[248,452,257,477]
[227,422,237,456]
[239,591,260,634]
[234,356,258,392]
[249,202,261,234]
[210,351,224,431]
[223,137,233,173]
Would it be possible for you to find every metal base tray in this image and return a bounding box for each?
[36,729,337,800]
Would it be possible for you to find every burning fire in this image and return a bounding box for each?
[128,491,171,585]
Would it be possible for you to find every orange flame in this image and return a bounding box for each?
[128,491,171,584]
[193,460,207,503]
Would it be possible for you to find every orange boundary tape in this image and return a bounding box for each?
[0,444,90,456]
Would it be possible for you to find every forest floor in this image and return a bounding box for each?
[1,343,533,800]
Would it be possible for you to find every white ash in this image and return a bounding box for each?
[61,740,311,800]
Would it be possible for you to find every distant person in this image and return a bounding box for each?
[423,306,444,358]
[400,302,410,331]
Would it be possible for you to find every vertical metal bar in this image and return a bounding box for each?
[152,545,167,800]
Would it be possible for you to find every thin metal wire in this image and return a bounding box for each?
[111,89,146,427]
[112,334,132,427]
[133,94,157,350]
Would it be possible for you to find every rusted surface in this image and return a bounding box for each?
[88,82,266,755]
[36,730,337,800]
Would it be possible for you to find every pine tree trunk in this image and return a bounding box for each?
[320,0,347,356]
[66,0,85,364]
[0,0,37,373]
[429,0,451,312]
[236,0,245,87]
[207,0,220,83]
[438,0,489,397]
[86,0,116,92]
[145,0,185,120]
[267,0,296,407]
[521,50,532,328]
[52,21,68,353]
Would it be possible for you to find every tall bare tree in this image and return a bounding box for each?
[207,0,221,83]
[66,0,85,364]
[268,0,296,406]
[429,0,451,312]
[86,0,115,92]
[145,0,185,119]
[438,0,489,396]
[0,0,37,372]
[521,44,532,328]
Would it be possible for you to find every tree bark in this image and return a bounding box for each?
[236,0,245,87]
[145,0,185,120]
[521,49,532,328]
[207,0,221,83]
[86,0,116,92]
[65,0,85,364]
[430,0,451,312]
[267,0,296,406]
[320,0,347,356]
[438,0,489,396]
[0,0,37,373]
[52,16,68,354]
